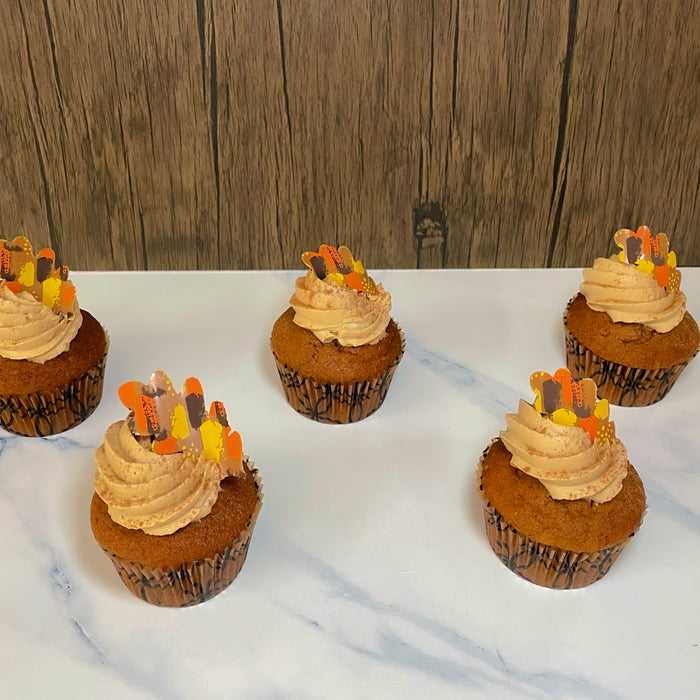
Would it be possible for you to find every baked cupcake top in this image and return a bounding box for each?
[580,226,687,332]
[290,244,391,347]
[499,369,627,504]
[0,236,82,363]
[94,371,245,536]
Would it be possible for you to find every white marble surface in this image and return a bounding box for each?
[1,268,699,699]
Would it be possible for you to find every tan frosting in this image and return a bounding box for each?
[500,400,627,504]
[290,270,391,346]
[0,283,82,363]
[94,420,242,536]
[580,257,686,332]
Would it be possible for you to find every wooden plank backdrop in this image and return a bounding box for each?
[1,0,699,270]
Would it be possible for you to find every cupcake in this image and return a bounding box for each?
[564,226,699,406]
[478,368,646,589]
[90,371,263,607]
[0,237,108,436]
[270,244,403,423]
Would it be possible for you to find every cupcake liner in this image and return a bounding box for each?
[103,469,263,607]
[563,301,696,407]
[271,331,405,424]
[0,339,110,437]
[481,500,635,589]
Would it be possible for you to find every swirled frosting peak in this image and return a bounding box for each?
[580,226,686,332]
[0,236,82,363]
[500,369,627,503]
[291,245,391,346]
[94,420,236,535]
[0,283,82,363]
[501,400,627,503]
[95,371,247,535]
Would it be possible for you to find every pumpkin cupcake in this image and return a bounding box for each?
[90,371,262,607]
[478,368,646,589]
[270,244,403,423]
[0,237,108,436]
[564,226,699,406]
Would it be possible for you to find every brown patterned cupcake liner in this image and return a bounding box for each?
[481,500,636,589]
[563,301,697,407]
[0,340,110,437]
[104,469,263,607]
[271,331,405,424]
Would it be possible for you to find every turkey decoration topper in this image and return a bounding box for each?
[301,244,377,295]
[529,368,615,444]
[118,371,243,475]
[0,236,76,314]
[614,225,681,293]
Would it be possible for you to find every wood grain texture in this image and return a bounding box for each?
[552,0,700,266]
[1,0,699,270]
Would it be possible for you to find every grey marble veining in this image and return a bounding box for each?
[1,269,698,699]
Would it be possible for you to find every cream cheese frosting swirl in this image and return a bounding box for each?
[0,282,82,363]
[500,400,627,504]
[290,270,391,346]
[94,420,240,536]
[580,257,686,332]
